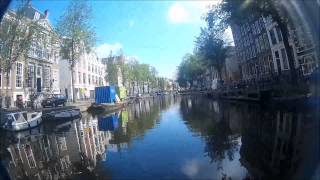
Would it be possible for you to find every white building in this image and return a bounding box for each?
[59,51,107,100]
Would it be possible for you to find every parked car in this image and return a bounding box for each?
[41,94,67,108]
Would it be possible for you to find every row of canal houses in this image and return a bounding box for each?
[0,3,117,107]
[198,4,319,93]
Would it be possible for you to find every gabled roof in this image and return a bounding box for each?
[23,4,46,20]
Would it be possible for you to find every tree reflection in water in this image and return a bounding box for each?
[180,97,240,169]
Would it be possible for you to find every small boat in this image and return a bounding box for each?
[2,111,42,131]
[46,108,81,120]
[88,102,126,114]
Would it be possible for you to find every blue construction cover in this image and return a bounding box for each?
[98,114,119,131]
[95,86,116,104]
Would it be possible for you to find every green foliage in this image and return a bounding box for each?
[56,0,96,68]
[195,28,228,80]
[106,56,160,94]
[56,0,96,101]
[0,1,41,76]
[106,59,119,85]
[177,53,204,88]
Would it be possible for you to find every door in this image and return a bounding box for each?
[37,78,41,92]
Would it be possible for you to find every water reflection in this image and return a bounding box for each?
[0,96,319,179]
[180,97,319,179]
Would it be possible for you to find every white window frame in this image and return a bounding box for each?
[28,64,35,88]
[34,12,40,20]
[16,62,23,89]
[43,67,51,88]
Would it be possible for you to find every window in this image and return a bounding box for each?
[275,50,281,72]
[0,69,2,88]
[263,33,270,49]
[88,64,90,71]
[269,29,277,45]
[255,38,260,53]
[34,12,40,20]
[43,68,51,88]
[37,66,42,77]
[83,73,86,84]
[276,26,283,42]
[256,21,261,34]
[259,36,265,51]
[252,46,256,57]
[16,63,23,88]
[78,72,81,83]
[251,23,256,35]
[300,55,317,75]
[28,64,35,88]
[281,48,289,70]
[35,46,43,58]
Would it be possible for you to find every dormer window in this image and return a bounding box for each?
[34,12,40,20]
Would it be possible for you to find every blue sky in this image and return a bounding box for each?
[10,0,230,78]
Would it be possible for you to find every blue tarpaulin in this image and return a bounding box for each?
[95,86,116,104]
[98,114,119,131]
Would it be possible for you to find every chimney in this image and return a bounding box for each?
[44,9,49,19]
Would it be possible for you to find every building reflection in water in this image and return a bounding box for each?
[180,97,319,179]
[0,96,174,179]
[239,104,320,179]
[1,113,113,179]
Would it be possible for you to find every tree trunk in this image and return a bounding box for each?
[71,68,76,102]
[128,81,131,96]
[132,82,135,95]
[71,39,76,103]
[142,82,145,94]
[5,70,10,108]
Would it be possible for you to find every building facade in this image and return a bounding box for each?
[59,51,107,100]
[0,5,60,107]
[231,14,318,85]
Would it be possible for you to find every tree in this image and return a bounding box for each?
[106,56,120,85]
[211,0,297,83]
[149,66,158,93]
[177,54,205,89]
[118,60,133,95]
[0,1,42,107]
[195,28,228,83]
[56,0,95,102]
[139,63,150,94]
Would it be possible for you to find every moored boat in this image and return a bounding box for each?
[88,102,126,114]
[2,111,42,131]
[46,108,81,120]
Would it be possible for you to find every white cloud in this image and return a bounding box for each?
[129,20,135,27]
[94,42,123,58]
[167,1,222,24]
[168,3,190,24]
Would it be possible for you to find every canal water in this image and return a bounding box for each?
[0,96,319,179]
